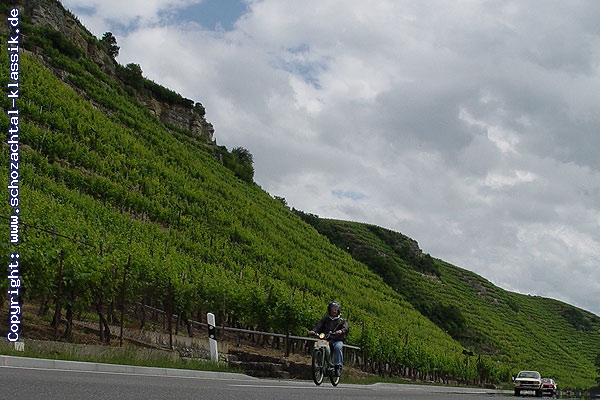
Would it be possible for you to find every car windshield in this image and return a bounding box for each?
[518,372,540,379]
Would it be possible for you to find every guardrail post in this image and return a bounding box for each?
[207,312,218,361]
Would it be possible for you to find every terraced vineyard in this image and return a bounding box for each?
[1,0,599,390]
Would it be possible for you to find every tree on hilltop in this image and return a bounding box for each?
[232,147,253,165]
[230,147,254,183]
[101,32,120,59]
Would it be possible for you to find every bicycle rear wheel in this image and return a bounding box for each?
[311,349,324,385]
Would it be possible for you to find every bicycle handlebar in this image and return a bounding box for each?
[308,331,334,339]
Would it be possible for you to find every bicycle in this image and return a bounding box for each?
[310,332,340,386]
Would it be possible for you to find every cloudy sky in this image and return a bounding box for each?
[59,0,600,316]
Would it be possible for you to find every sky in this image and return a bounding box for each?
[59,0,600,317]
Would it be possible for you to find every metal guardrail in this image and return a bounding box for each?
[136,303,361,351]
[189,320,361,350]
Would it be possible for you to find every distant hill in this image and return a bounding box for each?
[1,0,598,390]
[294,213,600,388]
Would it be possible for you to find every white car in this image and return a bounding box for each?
[514,370,543,397]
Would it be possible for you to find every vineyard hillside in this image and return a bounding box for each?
[2,0,465,384]
[1,0,598,390]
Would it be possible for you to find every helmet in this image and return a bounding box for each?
[328,301,341,316]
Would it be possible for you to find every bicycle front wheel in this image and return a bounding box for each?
[311,349,324,385]
[329,373,340,386]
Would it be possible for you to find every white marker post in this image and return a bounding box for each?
[207,312,218,361]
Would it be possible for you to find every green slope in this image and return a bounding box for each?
[294,215,600,388]
[1,14,472,384]
[1,2,598,389]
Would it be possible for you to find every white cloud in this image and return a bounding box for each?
[459,107,521,154]
[483,170,537,190]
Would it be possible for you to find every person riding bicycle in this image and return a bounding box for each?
[308,301,349,377]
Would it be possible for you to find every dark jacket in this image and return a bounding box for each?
[312,315,349,342]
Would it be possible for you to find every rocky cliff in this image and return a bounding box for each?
[10,0,215,142]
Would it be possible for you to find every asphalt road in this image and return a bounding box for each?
[0,356,511,399]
